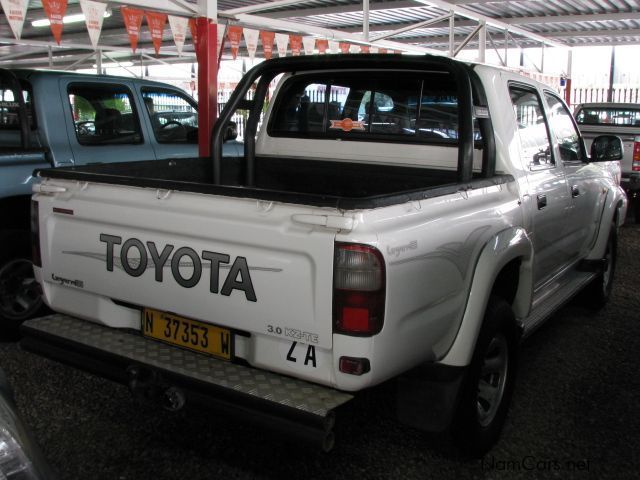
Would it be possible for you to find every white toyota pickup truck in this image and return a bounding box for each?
[23,55,626,456]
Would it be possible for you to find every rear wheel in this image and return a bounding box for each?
[0,231,45,334]
[450,296,518,457]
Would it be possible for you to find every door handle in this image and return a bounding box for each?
[572,185,580,197]
[537,194,547,210]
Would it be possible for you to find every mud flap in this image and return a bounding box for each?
[396,363,466,433]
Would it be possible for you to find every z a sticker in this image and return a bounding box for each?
[329,118,365,132]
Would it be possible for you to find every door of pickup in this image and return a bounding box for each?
[510,84,574,288]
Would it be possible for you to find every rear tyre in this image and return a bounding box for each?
[584,224,617,310]
[450,296,518,457]
[0,230,45,334]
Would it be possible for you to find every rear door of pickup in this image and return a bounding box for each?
[39,184,337,350]
[60,77,155,165]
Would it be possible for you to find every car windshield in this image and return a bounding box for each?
[575,107,640,127]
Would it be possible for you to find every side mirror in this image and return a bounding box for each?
[590,135,623,161]
[223,121,238,142]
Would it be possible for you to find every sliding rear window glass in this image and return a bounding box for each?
[268,71,482,145]
[575,107,640,127]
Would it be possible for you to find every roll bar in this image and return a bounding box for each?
[211,54,491,186]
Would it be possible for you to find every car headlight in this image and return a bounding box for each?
[0,425,41,479]
[0,378,49,480]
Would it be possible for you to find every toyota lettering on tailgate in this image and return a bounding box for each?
[99,234,257,302]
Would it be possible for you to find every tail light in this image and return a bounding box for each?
[30,200,41,267]
[633,141,640,172]
[333,243,385,336]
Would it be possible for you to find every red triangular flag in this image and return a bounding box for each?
[260,30,275,60]
[290,35,302,56]
[42,0,68,45]
[146,11,167,56]
[121,6,144,52]
[227,25,243,59]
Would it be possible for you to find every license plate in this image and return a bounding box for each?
[142,308,231,360]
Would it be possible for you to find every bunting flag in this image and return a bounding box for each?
[316,39,328,54]
[0,0,28,40]
[122,6,144,52]
[339,42,350,53]
[328,40,339,53]
[79,0,106,49]
[227,25,243,59]
[349,44,360,53]
[275,32,288,57]
[168,15,188,55]
[378,47,387,54]
[42,0,67,45]
[360,45,370,54]
[302,36,315,55]
[289,34,302,56]
[370,46,379,54]
[217,23,226,58]
[261,30,275,60]
[146,11,167,55]
[243,28,259,59]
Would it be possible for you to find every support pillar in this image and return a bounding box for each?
[478,21,486,63]
[196,18,218,158]
[564,50,573,106]
[607,46,616,102]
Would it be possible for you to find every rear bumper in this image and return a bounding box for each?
[20,314,353,451]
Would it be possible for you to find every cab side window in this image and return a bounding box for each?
[509,86,554,168]
[68,84,142,145]
[141,89,198,144]
[544,93,582,162]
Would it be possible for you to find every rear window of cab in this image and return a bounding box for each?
[268,71,482,145]
[575,107,640,127]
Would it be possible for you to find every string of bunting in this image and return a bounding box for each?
[0,2,403,57]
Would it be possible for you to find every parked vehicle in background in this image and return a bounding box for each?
[0,68,245,333]
[0,69,208,329]
[0,367,55,479]
[25,55,626,456]
[575,102,640,221]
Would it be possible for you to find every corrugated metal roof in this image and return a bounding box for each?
[0,0,638,68]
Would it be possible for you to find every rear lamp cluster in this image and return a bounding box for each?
[633,140,640,172]
[333,243,385,336]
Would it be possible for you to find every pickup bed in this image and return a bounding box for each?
[0,68,215,331]
[23,55,627,455]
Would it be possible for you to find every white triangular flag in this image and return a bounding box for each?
[302,36,315,55]
[217,23,226,57]
[370,46,379,54]
[80,0,107,49]
[275,32,289,57]
[1,0,28,39]
[243,28,259,59]
[168,15,188,56]
[328,40,339,54]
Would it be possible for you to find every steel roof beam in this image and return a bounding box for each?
[413,0,566,47]
[0,37,195,58]
[256,0,421,19]
[222,11,444,54]
[502,12,640,25]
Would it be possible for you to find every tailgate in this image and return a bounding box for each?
[35,180,338,349]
